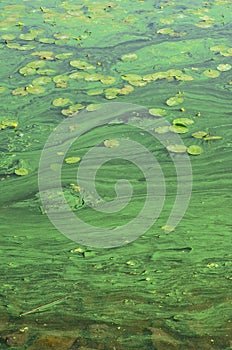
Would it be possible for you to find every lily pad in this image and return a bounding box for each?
[55,52,73,60]
[167,144,187,153]
[19,66,37,76]
[27,60,46,69]
[65,157,81,164]
[70,60,95,70]
[52,98,70,107]
[203,69,220,78]
[154,126,170,134]
[100,76,116,84]
[32,77,52,85]
[12,87,28,96]
[203,136,222,141]
[217,64,231,72]
[87,89,104,96]
[192,131,208,139]
[86,104,102,112]
[1,34,16,40]
[104,139,120,148]
[149,108,167,117]
[121,53,138,61]
[169,125,189,134]
[173,118,194,126]
[39,37,55,44]
[187,145,203,155]
[15,168,28,176]
[166,96,184,106]
[119,84,134,95]
[26,85,46,94]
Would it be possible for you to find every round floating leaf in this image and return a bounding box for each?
[15,168,28,176]
[100,76,116,84]
[154,126,170,134]
[167,144,187,153]
[119,84,134,95]
[19,66,36,76]
[12,87,28,96]
[39,37,55,44]
[37,69,56,75]
[87,88,104,96]
[149,108,167,117]
[86,104,102,112]
[166,96,184,106]
[203,69,220,78]
[65,157,81,164]
[32,77,52,85]
[121,74,142,82]
[1,34,16,40]
[187,145,203,155]
[52,98,70,107]
[192,131,208,139]
[53,75,69,83]
[84,73,104,81]
[26,85,45,94]
[70,60,95,70]
[210,45,228,51]
[217,63,231,72]
[27,60,46,69]
[31,51,54,59]
[20,33,36,40]
[175,74,194,81]
[104,139,120,148]
[157,27,175,35]
[121,53,138,61]
[173,118,194,126]
[55,52,73,60]
[169,125,189,134]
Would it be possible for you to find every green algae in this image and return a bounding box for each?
[0,0,232,349]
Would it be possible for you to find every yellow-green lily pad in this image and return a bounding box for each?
[70,60,95,70]
[55,52,73,60]
[167,144,187,153]
[100,76,116,84]
[15,168,28,176]
[19,66,37,76]
[32,77,52,85]
[20,33,36,40]
[37,69,56,75]
[203,69,220,78]
[149,108,167,117]
[169,125,189,134]
[65,157,81,164]
[166,96,184,106]
[217,63,231,72]
[203,135,222,141]
[86,104,102,112]
[173,118,194,126]
[1,34,16,40]
[52,98,70,107]
[87,88,104,96]
[187,145,203,155]
[192,131,208,139]
[53,75,69,83]
[12,87,28,96]
[104,139,120,148]
[121,53,138,61]
[26,85,45,94]
[119,84,134,95]
[27,60,46,69]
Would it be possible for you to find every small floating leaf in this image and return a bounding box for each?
[166,144,187,153]
[52,98,70,107]
[187,145,203,155]
[203,136,222,141]
[121,53,138,61]
[12,87,28,96]
[86,104,102,112]
[173,118,194,126]
[26,85,45,94]
[65,157,81,164]
[149,108,167,117]
[104,139,120,148]
[203,69,220,78]
[100,76,116,84]
[217,63,231,72]
[70,60,95,70]
[169,125,189,134]
[166,96,184,106]
[154,126,170,134]
[192,131,208,139]
[15,168,28,176]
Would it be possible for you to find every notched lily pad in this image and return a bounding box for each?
[70,60,95,70]
[169,125,189,134]
[192,131,208,139]
[15,168,28,176]
[173,118,194,126]
[166,96,184,106]
[203,69,220,78]
[52,98,70,107]
[149,108,167,117]
[217,64,231,72]
[187,145,203,155]
[166,144,187,153]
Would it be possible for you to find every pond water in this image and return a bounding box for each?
[0,1,232,349]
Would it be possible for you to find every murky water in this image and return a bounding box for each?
[0,1,232,349]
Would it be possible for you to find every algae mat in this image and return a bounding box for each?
[0,0,232,349]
